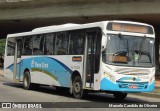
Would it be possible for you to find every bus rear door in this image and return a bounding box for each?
[13,39,22,81]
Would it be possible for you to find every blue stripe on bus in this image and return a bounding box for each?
[47,57,73,74]
[6,57,73,87]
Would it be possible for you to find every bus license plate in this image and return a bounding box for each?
[129,85,138,89]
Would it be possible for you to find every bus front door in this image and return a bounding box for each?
[85,29,101,88]
[85,32,96,88]
[13,39,22,81]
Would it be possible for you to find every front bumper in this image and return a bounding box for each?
[100,78,154,93]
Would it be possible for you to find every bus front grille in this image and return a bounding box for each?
[117,81,148,89]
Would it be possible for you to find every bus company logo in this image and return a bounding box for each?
[31,60,48,68]
[2,103,11,108]
[133,77,136,81]
[31,60,35,67]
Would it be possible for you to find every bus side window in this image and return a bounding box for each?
[17,39,23,58]
[44,33,55,55]
[69,30,85,55]
[55,32,69,55]
[7,38,16,56]
[33,35,44,55]
[22,36,33,55]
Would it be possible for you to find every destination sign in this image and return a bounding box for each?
[107,22,154,34]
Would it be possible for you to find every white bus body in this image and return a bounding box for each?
[4,20,155,99]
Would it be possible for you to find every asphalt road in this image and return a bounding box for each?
[0,76,160,111]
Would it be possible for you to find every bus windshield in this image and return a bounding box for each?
[102,34,155,67]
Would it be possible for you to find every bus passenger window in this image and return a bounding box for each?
[17,39,23,58]
[7,38,16,56]
[33,35,44,55]
[44,33,55,55]
[69,30,85,55]
[22,36,32,55]
[55,32,69,55]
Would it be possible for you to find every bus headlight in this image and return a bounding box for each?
[149,76,155,84]
[104,72,116,82]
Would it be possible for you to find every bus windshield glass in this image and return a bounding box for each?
[102,34,154,67]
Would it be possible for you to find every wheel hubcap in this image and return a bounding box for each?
[24,76,28,87]
[75,82,81,93]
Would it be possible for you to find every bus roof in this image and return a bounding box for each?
[32,23,80,32]
[7,20,154,38]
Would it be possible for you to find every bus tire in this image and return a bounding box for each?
[23,71,32,90]
[113,92,127,100]
[72,76,86,99]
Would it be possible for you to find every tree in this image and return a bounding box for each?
[0,39,6,57]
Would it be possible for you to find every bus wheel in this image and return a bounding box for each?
[23,71,32,90]
[113,92,127,100]
[72,76,86,99]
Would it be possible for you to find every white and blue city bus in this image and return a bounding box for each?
[4,20,155,100]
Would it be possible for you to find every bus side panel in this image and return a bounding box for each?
[19,55,83,87]
[4,56,14,81]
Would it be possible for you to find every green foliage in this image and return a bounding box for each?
[0,39,6,56]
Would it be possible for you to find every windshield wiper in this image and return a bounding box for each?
[118,33,129,56]
[139,35,146,58]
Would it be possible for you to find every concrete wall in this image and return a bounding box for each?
[0,0,160,74]
[1,0,160,36]
[0,0,160,23]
